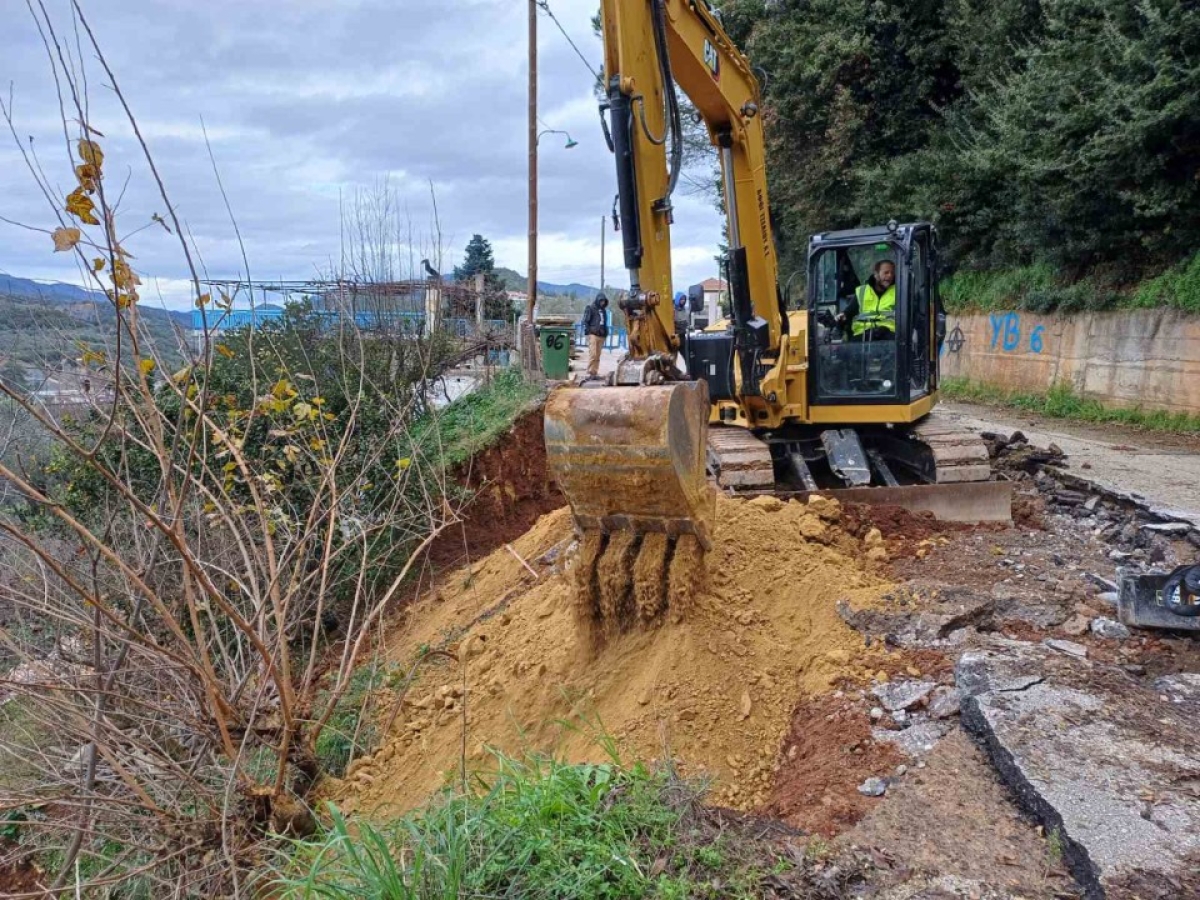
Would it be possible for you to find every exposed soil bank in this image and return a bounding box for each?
[415,408,562,592]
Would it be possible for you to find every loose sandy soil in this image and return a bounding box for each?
[322,405,1200,898]
[329,494,925,817]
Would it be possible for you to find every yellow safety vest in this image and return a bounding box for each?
[853,283,896,336]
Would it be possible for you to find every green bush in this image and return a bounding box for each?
[942,259,1200,316]
[1131,253,1200,314]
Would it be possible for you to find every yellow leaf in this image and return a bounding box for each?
[52,226,82,252]
[78,139,104,169]
[81,348,107,367]
[65,187,99,225]
[395,457,412,470]
[271,379,295,400]
[111,288,138,308]
[92,257,106,272]
[138,358,156,375]
[75,163,99,192]
[112,258,141,291]
[292,401,312,420]
[215,343,236,359]
[195,293,211,308]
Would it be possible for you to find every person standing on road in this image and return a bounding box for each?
[582,293,609,380]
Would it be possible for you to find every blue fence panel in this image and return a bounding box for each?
[193,308,512,337]
[573,322,628,350]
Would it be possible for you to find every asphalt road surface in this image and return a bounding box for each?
[942,401,1200,526]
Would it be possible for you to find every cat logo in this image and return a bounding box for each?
[703,39,720,79]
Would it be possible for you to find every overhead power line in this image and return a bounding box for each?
[536,0,602,83]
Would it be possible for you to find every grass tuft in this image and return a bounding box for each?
[268,748,787,900]
[942,378,1200,434]
[414,368,544,469]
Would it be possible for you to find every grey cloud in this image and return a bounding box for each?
[0,0,724,305]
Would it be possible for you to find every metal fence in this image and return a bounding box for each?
[192,308,509,338]
[573,322,628,350]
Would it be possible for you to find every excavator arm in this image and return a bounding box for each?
[544,0,789,635]
[599,0,783,367]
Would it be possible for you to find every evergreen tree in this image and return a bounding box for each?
[719,0,1200,281]
[454,234,512,321]
[454,234,497,281]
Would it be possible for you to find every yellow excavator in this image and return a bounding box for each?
[545,0,1010,624]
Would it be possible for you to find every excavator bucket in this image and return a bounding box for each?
[546,381,715,643]
[544,381,716,548]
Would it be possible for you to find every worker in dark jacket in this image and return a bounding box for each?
[581,293,609,379]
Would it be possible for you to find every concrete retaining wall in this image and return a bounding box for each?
[940,309,1200,416]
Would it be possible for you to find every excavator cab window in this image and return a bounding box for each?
[909,233,932,399]
[810,242,901,402]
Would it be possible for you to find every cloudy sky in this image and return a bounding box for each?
[0,0,725,310]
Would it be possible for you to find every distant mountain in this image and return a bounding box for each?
[494,267,605,300]
[0,274,192,329]
[0,273,104,304]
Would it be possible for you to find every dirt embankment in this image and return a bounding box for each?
[328,492,925,819]
[416,408,562,591]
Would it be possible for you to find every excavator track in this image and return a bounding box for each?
[909,414,992,484]
[707,426,775,488]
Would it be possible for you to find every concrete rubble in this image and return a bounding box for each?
[958,640,1200,899]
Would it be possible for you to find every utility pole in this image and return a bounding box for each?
[526,0,538,328]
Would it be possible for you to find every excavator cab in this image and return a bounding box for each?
[807,223,941,411]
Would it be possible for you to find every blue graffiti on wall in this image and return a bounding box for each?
[988,313,1045,354]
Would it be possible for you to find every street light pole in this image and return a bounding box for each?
[600,215,605,295]
[527,0,538,328]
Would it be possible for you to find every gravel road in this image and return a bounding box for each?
[941,401,1200,525]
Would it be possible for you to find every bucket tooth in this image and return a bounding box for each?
[597,531,640,636]
[633,533,671,622]
[574,530,606,645]
[668,533,706,618]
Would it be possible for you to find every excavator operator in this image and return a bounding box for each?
[837,259,897,341]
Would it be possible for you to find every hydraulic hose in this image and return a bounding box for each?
[1163,563,1200,617]
[649,0,683,206]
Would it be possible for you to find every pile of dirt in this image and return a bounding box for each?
[329,493,901,817]
[839,501,983,561]
[765,692,905,836]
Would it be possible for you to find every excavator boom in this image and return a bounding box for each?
[542,0,772,635]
